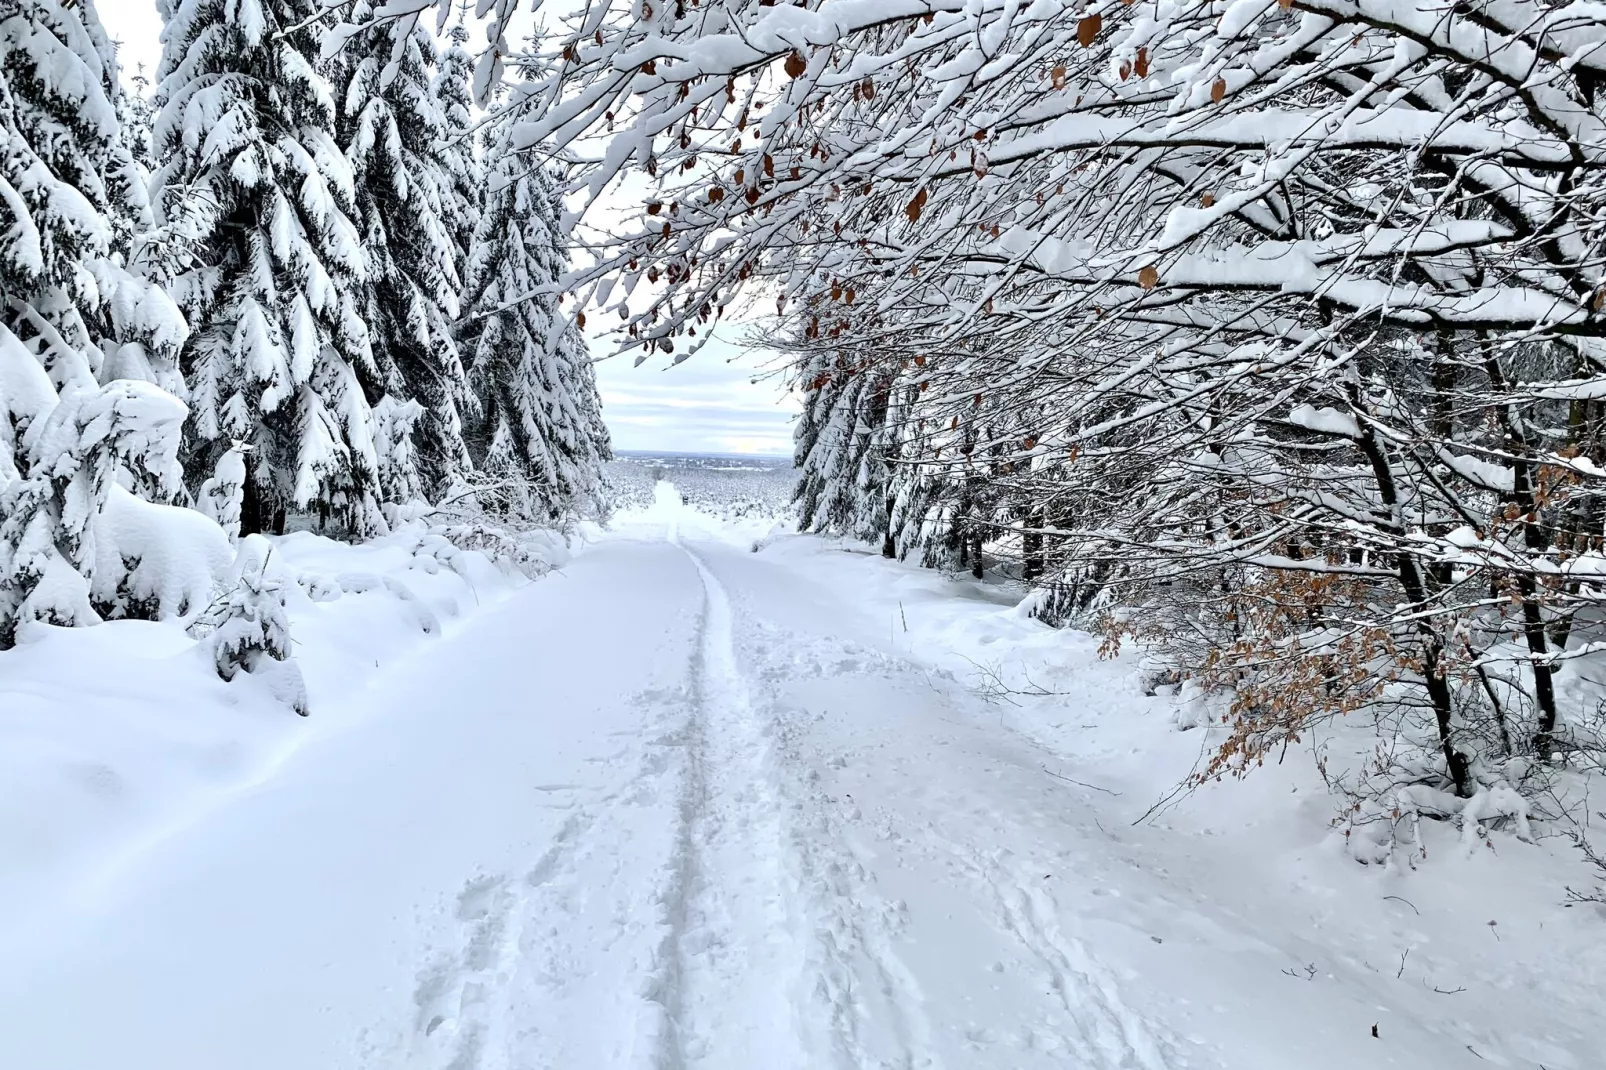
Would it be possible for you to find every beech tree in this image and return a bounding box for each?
[500,0,1606,814]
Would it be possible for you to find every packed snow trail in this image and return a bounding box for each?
[0,493,1584,1070]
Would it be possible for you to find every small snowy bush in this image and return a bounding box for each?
[189,536,308,716]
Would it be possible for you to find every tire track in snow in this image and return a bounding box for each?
[634,537,806,1069]
[689,561,939,1070]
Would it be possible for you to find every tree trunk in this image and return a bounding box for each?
[1482,344,1561,755]
[239,467,264,538]
[1349,384,1470,795]
[1022,508,1044,582]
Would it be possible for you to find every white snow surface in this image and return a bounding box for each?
[0,483,1601,1070]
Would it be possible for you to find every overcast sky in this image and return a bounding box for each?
[96,2,794,457]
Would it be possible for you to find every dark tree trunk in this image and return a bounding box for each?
[1349,383,1470,795]
[1482,345,1561,755]
[240,468,265,538]
[1022,508,1044,582]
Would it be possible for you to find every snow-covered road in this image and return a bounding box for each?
[0,496,1597,1070]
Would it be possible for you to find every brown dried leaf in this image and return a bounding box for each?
[1138,265,1159,289]
[784,51,807,79]
[905,188,929,222]
[1135,47,1149,78]
[1211,77,1226,103]
[1077,14,1101,47]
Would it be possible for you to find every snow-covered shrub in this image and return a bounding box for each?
[0,357,226,645]
[189,535,307,716]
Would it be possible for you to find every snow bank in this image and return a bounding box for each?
[0,519,571,939]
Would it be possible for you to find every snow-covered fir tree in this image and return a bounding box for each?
[339,4,475,501]
[434,20,482,300]
[792,349,896,555]
[0,0,206,646]
[151,0,386,538]
[1,0,122,358]
[463,139,609,520]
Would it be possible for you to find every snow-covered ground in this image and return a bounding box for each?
[0,483,1600,1069]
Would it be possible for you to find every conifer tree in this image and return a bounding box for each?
[1,0,122,360]
[463,140,609,520]
[434,19,481,298]
[793,350,896,554]
[339,4,474,500]
[1,0,202,645]
[151,0,386,538]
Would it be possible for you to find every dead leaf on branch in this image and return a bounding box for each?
[1077,14,1102,47]
[906,188,929,222]
[784,51,807,79]
[1138,265,1159,289]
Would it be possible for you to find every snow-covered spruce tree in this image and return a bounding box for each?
[462,140,609,520]
[434,20,481,298]
[791,347,896,555]
[1,345,231,646]
[0,0,219,647]
[338,5,475,500]
[1,0,121,360]
[370,393,425,506]
[151,0,386,539]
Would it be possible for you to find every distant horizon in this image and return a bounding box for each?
[614,447,791,460]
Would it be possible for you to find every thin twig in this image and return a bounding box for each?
[1042,766,1123,797]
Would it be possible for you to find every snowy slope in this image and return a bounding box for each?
[0,524,559,946]
[0,485,1599,1070]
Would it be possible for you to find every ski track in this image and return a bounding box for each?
[640,534,805,1069]
[363,529,1194,1070]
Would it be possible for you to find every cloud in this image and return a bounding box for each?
[591,334,794,456]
